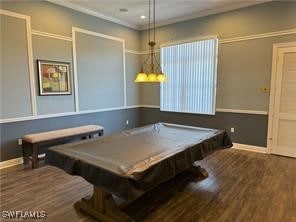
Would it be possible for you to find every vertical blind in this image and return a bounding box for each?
[160,38,218,115]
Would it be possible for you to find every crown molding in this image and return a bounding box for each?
[138,1,272,30]
[46,0,139,30]
[46,1,271,31]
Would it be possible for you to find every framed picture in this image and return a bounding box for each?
[37,60,71,95]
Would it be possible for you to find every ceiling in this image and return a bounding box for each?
[48,0,271,30]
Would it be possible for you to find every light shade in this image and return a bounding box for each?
[157,73,167,82]
[147,73,158,82]
[134,73,148,82]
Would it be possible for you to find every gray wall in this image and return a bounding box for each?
[1,1,296,161]
[217,35,296,111]
[139,108,268,147]
[140,1,296,50]
[126,53,141,106]
[0,1,141,161]
[139,53,161,106]
[138,34,296,109]
[76,32,124,110]
[1,0,141,120]
[139,1,296,110]
[1,1,140,50]
[137,1,296,148]
[1,15,32,119]
[32,35,75,115]
[1,108,139,161]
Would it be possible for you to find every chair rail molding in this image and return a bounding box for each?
[31,30,72,41]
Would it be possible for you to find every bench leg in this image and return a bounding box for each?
[31,145,39,169]
[22,143,29,165]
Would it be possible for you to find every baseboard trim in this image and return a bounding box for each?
[232,143,267,154]
[270,149,296,158]
[0,157,24,169]
[0,154,47,169]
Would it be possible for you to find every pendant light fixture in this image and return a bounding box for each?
[134,0,167,83]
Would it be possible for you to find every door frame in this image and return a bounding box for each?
[267,41,296,154]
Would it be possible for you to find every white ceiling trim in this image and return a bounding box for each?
[46,0,139,30]
[47,0,271,31]
[139,1,272,30]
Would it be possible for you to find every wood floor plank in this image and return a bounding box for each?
[0,149,295,222]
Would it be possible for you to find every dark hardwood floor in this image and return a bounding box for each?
[1,149,295,222]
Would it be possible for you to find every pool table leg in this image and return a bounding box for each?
[188,163,209,178]
[74,186,132,222]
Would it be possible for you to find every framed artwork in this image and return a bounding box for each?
[37,60,71,95]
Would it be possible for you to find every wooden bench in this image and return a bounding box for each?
[22,125,104,169]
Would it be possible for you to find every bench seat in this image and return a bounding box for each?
[22,125,103,143]
[22,125,104,169]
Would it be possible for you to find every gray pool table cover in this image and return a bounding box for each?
[46,123,232,200]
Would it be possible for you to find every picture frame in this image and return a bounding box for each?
[37,60,71,96]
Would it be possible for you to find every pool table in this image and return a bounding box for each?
[46,123,232,221]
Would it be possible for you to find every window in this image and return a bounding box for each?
[160,37,218,115]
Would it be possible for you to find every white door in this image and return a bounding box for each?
[269,44,296,158]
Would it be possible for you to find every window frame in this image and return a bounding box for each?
[160,36,219,115]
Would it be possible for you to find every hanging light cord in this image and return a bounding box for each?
[141,0,151,73]
[153,0,155,43]
[148,0,151,43]
[140,0,163,75]
[152,0,160,72]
